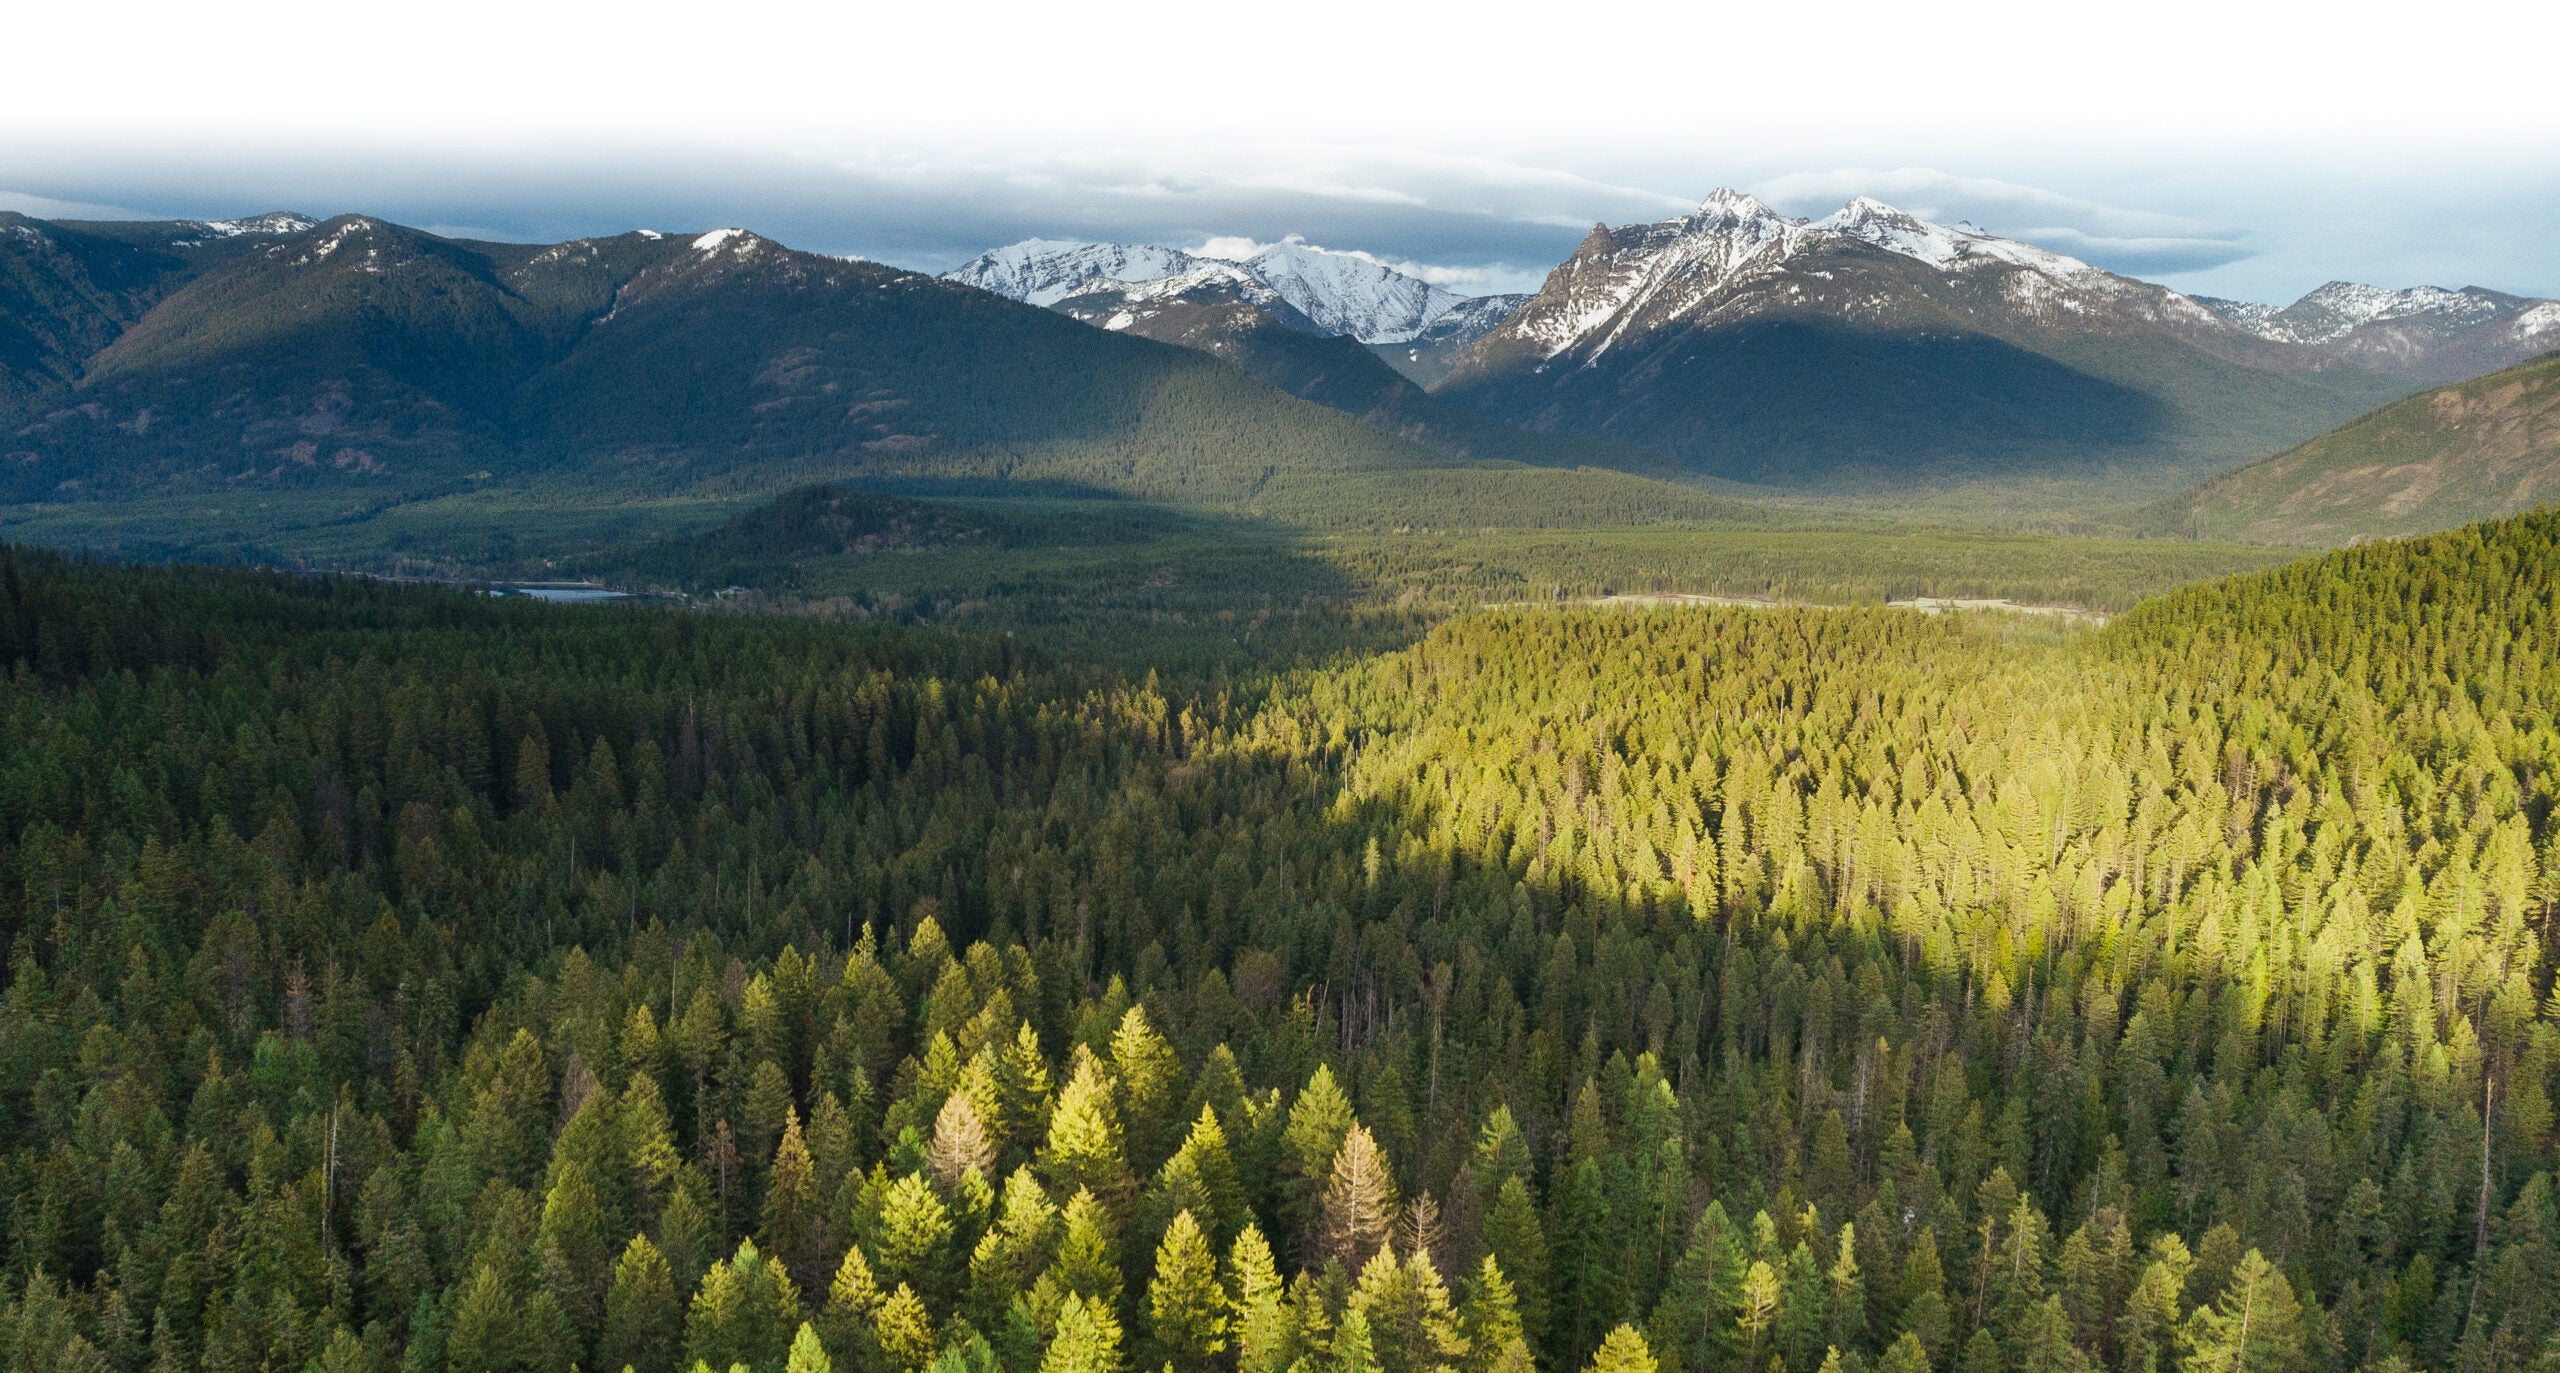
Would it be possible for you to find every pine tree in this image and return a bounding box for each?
[929,1091,998,1195]
[875,1171,956,1305]
[876,1286,938,1373]
[2116,1235,2191,1373]
[1337,1309,1383,1373]
[816,1246,882,1373]
[1484,1176,1551,1350]
[601,1236,682,1373]
[1874,1334,1930,1373]
[1324,1125,1400,1271]
[2009,1297,2085,1373]
[1588,1326,1660,1373]
[784,1325,829,1373]
[1896,1227,1953,1366]
[1231,1223,1295,1373]
[1351,1245,1468,1373]
[1828,1224,1868,1355]
[1651,1202,1745,1373]
[969,1168,1061,1329]
[1775,1244,1827,1373]
[1288,1066,1359,1239]
[761,1108,825,1297]
[683,1240,803,1373]
[2177,1250,2305,1373]
[1461,1256,1530,1373]
[621,1073,684,1214]
[1740,1261,1783,1373]
[995,1023,1056,1163]
[1043,1293,1123,1373]
[1111,1005,1183,1172]
[1049,1188,1124,1308]
[1550,1157,1616,1369]
[1042,1050,1133,1212]
[1148,1210,1230,1373]
[541,1161,619,1342]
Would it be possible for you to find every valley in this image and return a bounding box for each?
[1,177,2558,1373]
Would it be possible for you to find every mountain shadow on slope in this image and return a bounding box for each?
[1438,317,2175,486]
[1058,289,1685,476]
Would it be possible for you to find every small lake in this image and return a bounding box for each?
[494,585,630,603]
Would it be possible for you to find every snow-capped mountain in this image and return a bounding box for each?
[945,236,1523,348]
[1489,189,2233,367]
[1435,190,2409,488]
[2197,283,2560,384]
[944,239,1209,308]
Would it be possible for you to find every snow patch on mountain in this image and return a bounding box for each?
[193,212,317,239]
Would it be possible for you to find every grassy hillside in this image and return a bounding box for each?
[2155,349,2560,544]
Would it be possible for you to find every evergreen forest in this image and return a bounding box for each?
[3,507,2558,1373]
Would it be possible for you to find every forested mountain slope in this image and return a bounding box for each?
[1044,288,1680,475]
[1432,194,2409,490]
[2156,350,2560,544]
[0,510,2556,1373]
[0,212,315,422]
[1,217,1470,510]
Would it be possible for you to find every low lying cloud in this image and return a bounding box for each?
[0,188,153,219]
[1754,166,2256,276]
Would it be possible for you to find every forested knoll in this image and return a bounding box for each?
[1,512,2557,1373]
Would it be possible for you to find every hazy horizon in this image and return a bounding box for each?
[6,0,2555,306]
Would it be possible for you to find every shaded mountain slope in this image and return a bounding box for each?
[1435,192,2410,490]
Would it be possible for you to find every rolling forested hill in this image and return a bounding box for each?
[5,216,1466,509]
[2,505,2557,1373]
[2154,350,2560,544]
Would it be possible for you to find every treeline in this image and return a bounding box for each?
[0,513,2554,1373]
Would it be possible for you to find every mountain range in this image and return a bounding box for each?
[0,212,1490,512]
[1430,191,2503,488]
[2197,282,2560,384]
[946,236,1526,349]
[948,199,2556,495]
[8,197,2555,562]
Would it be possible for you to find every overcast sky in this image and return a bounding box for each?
[5,0,2554,305]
